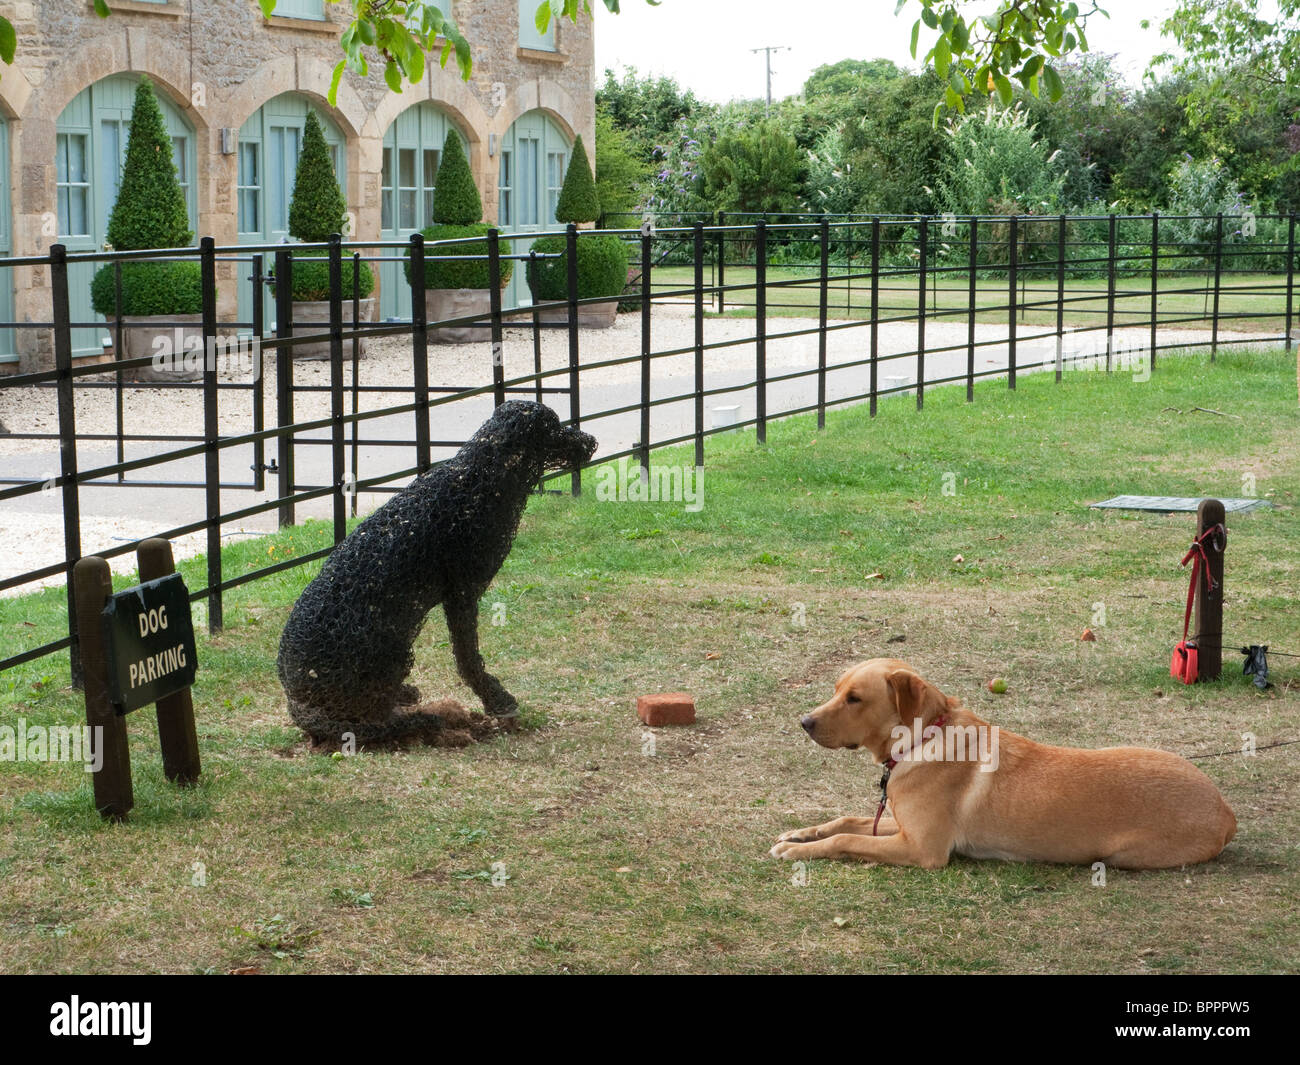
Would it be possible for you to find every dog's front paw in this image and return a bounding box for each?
[778,827,821,844]
[486,692,519,719]
[770,840,815,861]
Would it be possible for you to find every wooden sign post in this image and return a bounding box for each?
[72,538,201,821]
[1193,498,1227,682]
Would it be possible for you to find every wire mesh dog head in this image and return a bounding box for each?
[476,400,596,478]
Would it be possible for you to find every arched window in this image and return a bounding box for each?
[497,110,570,306]
[378,102,466,321]
[55,75,197,358]
[237,93,346,243]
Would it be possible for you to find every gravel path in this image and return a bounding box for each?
[0,304,1273,595]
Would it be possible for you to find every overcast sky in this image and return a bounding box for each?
[592,0,1186,103]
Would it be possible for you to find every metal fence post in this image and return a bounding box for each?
[1106,213,1117,372]
[716,210,726,315]
[114,262,125,483]
[529,250,543,404]
[1286,213,1296,353]
[200,236,222,633]
[488,228,505,407]
[817,217,830,429]
[640,225,652,474]
[694,222,705,467]
[917,215,927,410]
[1008,214,1018,390]
[1055,214,1066,383]
[327,233,346,546]
[51,243,84,687]
[566,223,582,496]
[1150,212,1159,373]
[870,217,880,416]
[350,251,361,517]
[251,253,266,493]
[968,217,978,401]
[755,219,767,444]
[274,247,295,527]
[1211,212,1224,361]
[408,232,431,473]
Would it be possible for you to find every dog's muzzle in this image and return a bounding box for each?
[559,427,597,468]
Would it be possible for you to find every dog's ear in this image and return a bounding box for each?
[886,668,941,728]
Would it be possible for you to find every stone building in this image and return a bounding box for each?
[0,0,596,370]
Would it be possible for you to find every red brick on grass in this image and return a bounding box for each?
[636,693,696,726]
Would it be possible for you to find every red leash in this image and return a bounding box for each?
[873,714,946,835]
[1171,524,1225,684]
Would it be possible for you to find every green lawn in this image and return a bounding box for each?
[652,265,1295,334]
[1,346,1297,973]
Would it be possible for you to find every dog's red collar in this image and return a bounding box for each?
[874,715,947,835]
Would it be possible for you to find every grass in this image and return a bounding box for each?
[653,265,1295,334]
[1,346,1298,973]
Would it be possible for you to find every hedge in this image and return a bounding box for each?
[90,260,208,317]
[526,233,629,301]
[432,133,482,225]
[105,78,191,252]
[555,136,600,224]
[405,224,514,289]
[289,251,376,302]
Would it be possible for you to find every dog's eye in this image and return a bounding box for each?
[846,694,859,704]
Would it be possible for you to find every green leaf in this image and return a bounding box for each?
[910,19,921,59]
[921,7,938,29]
[328,59,346,108]
[357,18,376,46]
[950,18,969,53]
[93,0,112,16]
[257,0,276,17]
[1042,64,1064,101]
[992,73,1013,106]
[536,2,552,35]
[384,59,403,93]
[935,37,951,80]
[0,17,15,65]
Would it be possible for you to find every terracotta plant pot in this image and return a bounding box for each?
[424,288,492,344]
[285,299,376,360]
[114,314,204,382]
[532,299,620,330]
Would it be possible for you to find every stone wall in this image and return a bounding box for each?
[0,0,596,369]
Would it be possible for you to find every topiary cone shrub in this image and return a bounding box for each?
[91,77,205,320]
[404,133,511,290]
[554,136,599,226]
[288,110,374,304]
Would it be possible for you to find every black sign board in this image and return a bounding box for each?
[101,573,198,715]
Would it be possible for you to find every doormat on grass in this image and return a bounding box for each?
[1089,495,1273,514]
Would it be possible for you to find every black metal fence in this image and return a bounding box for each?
[1,213,1295,681]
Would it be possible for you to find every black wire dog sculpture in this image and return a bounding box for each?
[278,401,596,746]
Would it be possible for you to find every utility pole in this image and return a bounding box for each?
[751,45,790,115]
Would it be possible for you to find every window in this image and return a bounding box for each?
[546,150,566,223]
[423,148,440,225]
[238,141,261,234]
[518,0,556,51]
[272,0,325,20]
[498,149,513,227]
[518,136,539,226]
[56,133,91,237]
[381,146,394,231]
[398,147,419,230]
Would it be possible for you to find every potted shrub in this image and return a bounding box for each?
[406,133,511,344]
[90,78,207,382]
[526,136,626,328]
[284,110,375,360]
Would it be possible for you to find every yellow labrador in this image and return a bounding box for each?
[770,658,1236,870]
